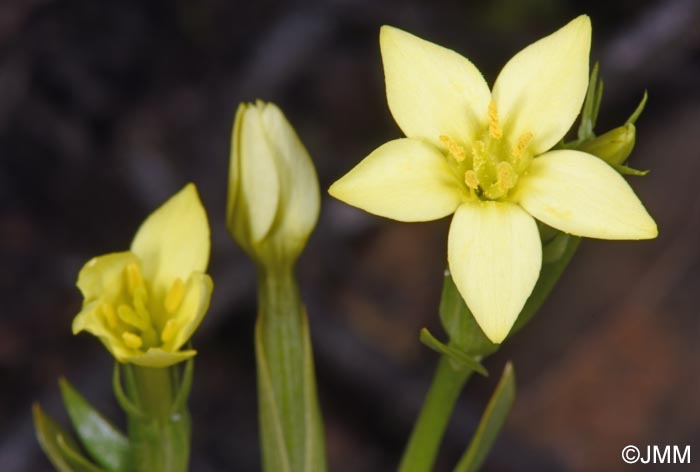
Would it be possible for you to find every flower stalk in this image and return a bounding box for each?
[227,100,326,471]
[255,266,326,472]
[119,364,192,472]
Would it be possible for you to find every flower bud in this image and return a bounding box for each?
[579,122,635,166]
[227,101,320,267]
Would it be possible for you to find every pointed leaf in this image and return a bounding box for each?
[453,363,516,472]
[59,379,130,472]
[419,328,488,376]
[33,403,105,472]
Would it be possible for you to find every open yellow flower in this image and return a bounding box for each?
[329,16,657,343]
[72,184,213,367]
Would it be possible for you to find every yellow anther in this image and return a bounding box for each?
[161,319,178,343]
[101,303,118,330]
[164,278,185,314]
[122,332,143,349]
[439,135,466,162]
[117,304,148,331]
[495,162,516,192]
[511,131,533,160]
[488,100,502,140]
[133,288,150,320]
[125,263,143,296]
[464,170,480,190]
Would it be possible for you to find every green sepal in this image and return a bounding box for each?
[170,357,194,416]
[59,378,130,472]
[577,62,603,141]
[438,273,498,357]
[453,363,516,472]
[419,328,488,377]
[112,364,144,419]
[33,403,105,472]
[512,231,580,333]
[626,90,648,125]
[614,163,649,176]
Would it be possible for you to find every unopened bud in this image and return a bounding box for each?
[578,123,635,166]
[227,101,320,267]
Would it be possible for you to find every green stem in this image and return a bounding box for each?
[256,265,326,472]
[398,357,472,472]
[123,365,190,472]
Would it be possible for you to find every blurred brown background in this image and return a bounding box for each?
[1,0,699,470]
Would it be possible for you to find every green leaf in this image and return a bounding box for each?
[453,363,516,472]
[33,403,105,472]
[439,274,498,357]
[419,328,488,376]
[59,378,130,472]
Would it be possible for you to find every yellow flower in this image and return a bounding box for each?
[227,101,320,266]
[329,16,657,343]
[72,184,213,367]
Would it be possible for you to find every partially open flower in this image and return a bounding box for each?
[72,184,213,367]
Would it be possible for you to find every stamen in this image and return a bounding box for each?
[164,278,185,314]
[471,140,488,170]
[464,170,480,190]
[495,162,516,192]
[161,319,178,343]
[511,131,533,160]
[117,304,148,331]
[125,263,143,296]
[101,303,118,330]
[439,135,466,162]
[122,332,143,349]
[133,287,150,320]
[488,100,502,140]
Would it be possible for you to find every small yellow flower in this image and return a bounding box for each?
[72,184,213,367]
[329,16,656,343]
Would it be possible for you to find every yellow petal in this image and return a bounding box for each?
[72,302,135,361]
[131,183,210,298]
[259,102,320,254]
[76,252,138,302]
[169,272,214,351]
[329,138,463,222]
[492,15,591,154]
[233,101,281,244]
[514,150,657,239]
[380,25,491,149]
[448,202,541,343]
[128,347,197,368]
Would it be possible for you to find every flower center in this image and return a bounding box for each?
[441,100,534,201]
[99,262,185,351]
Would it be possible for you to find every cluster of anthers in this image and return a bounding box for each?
[99,260,186,353]
[440,100,534,201]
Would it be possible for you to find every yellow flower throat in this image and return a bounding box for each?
[100,262,185,351]
[441,100,533,201]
